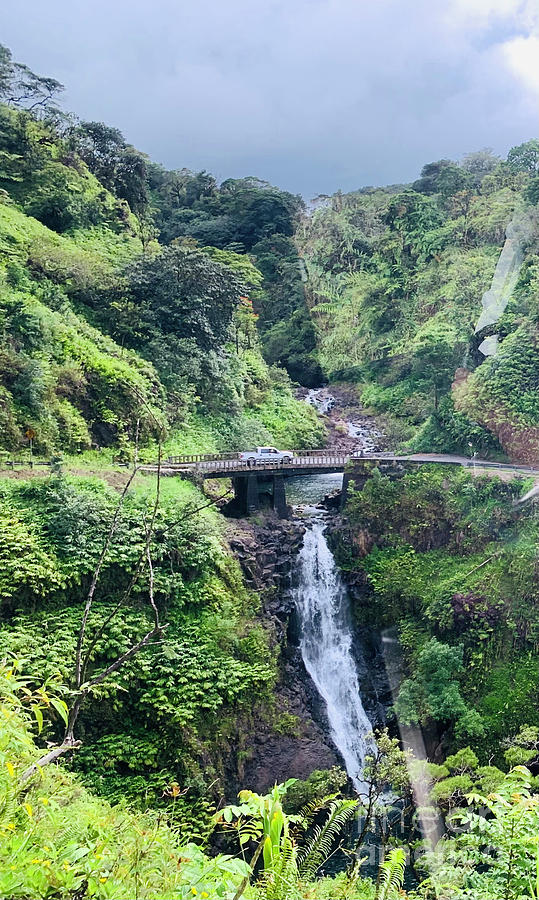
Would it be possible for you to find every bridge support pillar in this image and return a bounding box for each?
[232,473,289,518]
[232,474,260,516]
[246,473,259,514]
[272,473,288,519]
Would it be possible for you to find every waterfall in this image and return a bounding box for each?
[294,518,374,790]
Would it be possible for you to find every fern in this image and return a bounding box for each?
[257,836,298,900]
[295,792,340,831]
[376,847,406,899]
[54,819,89,852]
[297,798,358,879]
[0,783,18,831]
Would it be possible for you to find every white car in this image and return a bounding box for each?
[239,446,294,466]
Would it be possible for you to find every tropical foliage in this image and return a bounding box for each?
[299,144,539,457]
[2,41,539,900]
[0,47,324,456]
[338,466,539,760]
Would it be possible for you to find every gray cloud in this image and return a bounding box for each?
[1,0,537,196]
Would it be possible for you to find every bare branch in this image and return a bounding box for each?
[64,623,166,744]
[144,516,160,628]
[158,487,233,538]
[134,417,140,469]
[70,443,164,745]
[20,741,82,784]
[462,551,501,579]
[84,624,166,690]
[232,835,266,900]
[75,465,139,688]
[81,478,228,678]
[79,446,163,683]
[80,546,147,684]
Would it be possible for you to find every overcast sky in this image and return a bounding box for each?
[1,0,537,197]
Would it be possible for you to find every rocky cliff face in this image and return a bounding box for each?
[227,515,304,630]
[325,515,393,730]
[224,507,392,794]
[225,514,341,793]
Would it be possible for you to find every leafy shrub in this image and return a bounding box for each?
[0,474,278,809]
[52,399,91,452]
[0,662,250,899]
[283,768,348,814]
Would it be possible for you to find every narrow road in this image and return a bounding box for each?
[154,451,539,480]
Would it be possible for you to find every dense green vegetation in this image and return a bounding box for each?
[0,473,279,827]
[0,45,323,458]
[148,170,323,385]
[5,658,539,898]
[1,662,385,899]
[0,47,334,899]
[299,145,539,458]
[337,465,539,760]
[330,465,539,897]
[3,42,539,899]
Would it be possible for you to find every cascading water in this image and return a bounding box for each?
[294,516,374,791]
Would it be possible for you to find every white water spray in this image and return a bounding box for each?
[294,518,374,790]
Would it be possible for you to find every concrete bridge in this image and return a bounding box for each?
[155,451,539,517]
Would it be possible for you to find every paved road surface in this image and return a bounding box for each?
[153,451,539,480]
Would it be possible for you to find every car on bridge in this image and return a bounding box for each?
[239,446,294,466]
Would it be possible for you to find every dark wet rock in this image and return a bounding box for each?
[240,645,341,793]
[226,515,305,625]
[225,501,393,796]
[225,513,343,791]
[354,627,393,731]
[321,489,341,510]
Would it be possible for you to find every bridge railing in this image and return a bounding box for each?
[155,451,539,475]
[164,453,353,471]
[197,458,251,471]
[194,454,351,472]
[166,449,354,464]
[166,452,239,464]
[289,454,349,466]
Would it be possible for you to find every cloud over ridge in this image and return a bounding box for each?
[0,0,536,195]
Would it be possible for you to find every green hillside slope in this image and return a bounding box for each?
[0,100,323,457]
[299,145,539,459]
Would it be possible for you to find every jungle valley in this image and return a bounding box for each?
[1,42,539,900]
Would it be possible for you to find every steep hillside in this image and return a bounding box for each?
[298,145,539,459]
[148,169,323,384]
[0,45,326,843]
[0,473,281,826]
[3,44,539,900]
[0,97,323,457]
[335,465,539,763]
